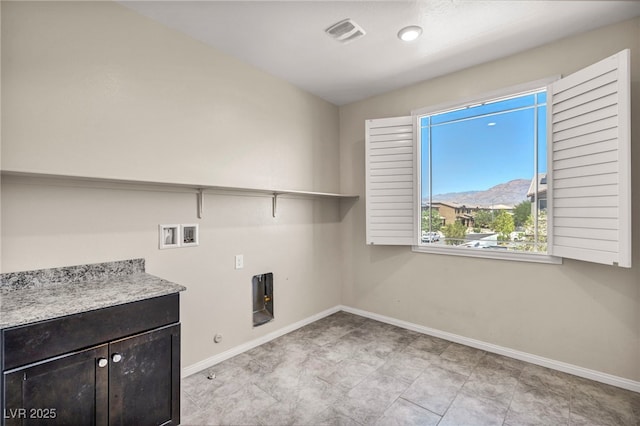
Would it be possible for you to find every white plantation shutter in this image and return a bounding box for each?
[365,116,417,245]
[549,49,631,267]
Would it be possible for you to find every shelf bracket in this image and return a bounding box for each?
[197,189,204,219]
[272,193,278,218]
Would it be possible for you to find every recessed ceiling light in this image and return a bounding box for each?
[398,25,423,42]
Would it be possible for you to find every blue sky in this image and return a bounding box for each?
[420,92,547,198]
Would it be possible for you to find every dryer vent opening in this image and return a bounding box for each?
[252,273,273,327]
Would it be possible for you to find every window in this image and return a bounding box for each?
[365,49,631,267]
[418,89,548,253]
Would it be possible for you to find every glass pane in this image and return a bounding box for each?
[431,108,534,195]
[537,104,547,175]
[537,91,547,104]
[420,90,547,253]
[431,94,536,125]
[534,100,548,252]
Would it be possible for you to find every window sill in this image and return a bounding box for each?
[412,244,563,264]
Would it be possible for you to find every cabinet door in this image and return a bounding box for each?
[3,344,109,426]
[108,324,180,426]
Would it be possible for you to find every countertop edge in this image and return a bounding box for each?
[0,261,187,330]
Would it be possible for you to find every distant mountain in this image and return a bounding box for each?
[424,179,531,208]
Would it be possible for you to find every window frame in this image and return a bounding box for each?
[365,49,631,267]
[411,77,562,264]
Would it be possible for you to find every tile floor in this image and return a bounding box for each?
[181,311,640,425]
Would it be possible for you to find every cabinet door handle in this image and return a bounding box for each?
[112,353,123,363]
[97,358,108,368]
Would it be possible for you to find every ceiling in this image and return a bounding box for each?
[120,1,640,106]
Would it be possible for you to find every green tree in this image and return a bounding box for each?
[442,221,466,245]
[513,201,532,228]
[473,209,494,229]
[492,210,515,241]
[421,208,443,232]
[520,210,548,252]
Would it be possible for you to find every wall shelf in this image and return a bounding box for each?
[1,170,359,218]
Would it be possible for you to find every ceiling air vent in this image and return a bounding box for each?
[325,18,366,44]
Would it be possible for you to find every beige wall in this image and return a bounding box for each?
[0,1,343,368]
[2,0,639,384]
[1,1,339,191]
[339,18,640,381]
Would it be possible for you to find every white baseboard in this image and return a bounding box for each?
[181,306,341,378]
[339,305,640,394]
[182,304,639,393]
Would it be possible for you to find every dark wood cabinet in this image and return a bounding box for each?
[4,344,109,426]
[1,294,180,426]
[109,325,180,426]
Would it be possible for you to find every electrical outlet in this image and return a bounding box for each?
[235,254,244,269]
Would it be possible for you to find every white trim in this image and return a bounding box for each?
[181,306,341,378]
[411,76,560,116]
[549,49,631,268]
[617,49,632,268]
[412,76,562,264]
[412,245,563,264]
[547,78,555,256]
[181,224,199,247]
[158,224,180,249]
[339,305,640,393]
[182,304,639,393]
[365,116,417,246]
[547,49,632,268]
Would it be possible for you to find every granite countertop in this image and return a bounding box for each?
[0,259,186,329]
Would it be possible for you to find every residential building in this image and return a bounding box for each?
[424,202,514,229]
[528,173,548,211]
[1,2,639,423]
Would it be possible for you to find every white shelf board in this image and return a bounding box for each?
[1,170,359,218]
[1,170,358,198]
